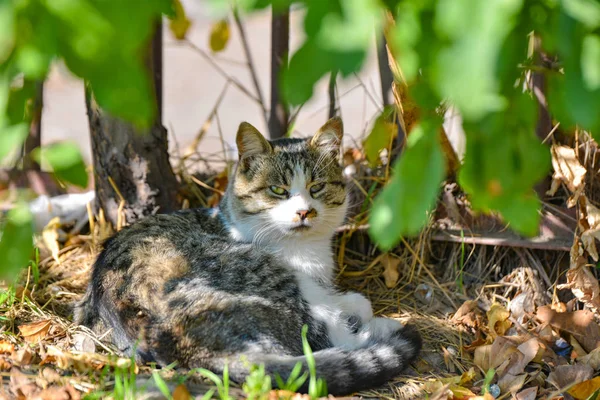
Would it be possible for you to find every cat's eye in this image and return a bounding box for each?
[309,183,325,194]
[269,186,288,196]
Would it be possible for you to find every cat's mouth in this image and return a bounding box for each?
[290,224,311,232]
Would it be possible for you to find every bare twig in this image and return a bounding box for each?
[232,8,268,126]
[182,39,262,105]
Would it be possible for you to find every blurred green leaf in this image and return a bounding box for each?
[582,34,600,91]
[0,205,33,281]
[432,0,524,121]
[369,119,445,249]
[0,123,28,162]
[32,142,89,188]
[562,0,600,29]
[0,1,15,65]
[458,93,549,236]
[363,106,397,167]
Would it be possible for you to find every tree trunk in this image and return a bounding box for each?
[86,23,179,228]
[23,81,43,170]
[268,6,290,139]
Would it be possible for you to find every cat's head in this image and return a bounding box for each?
[224,118,347,243]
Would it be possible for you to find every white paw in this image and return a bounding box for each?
[338,292,374,324]
[358,317,404,342]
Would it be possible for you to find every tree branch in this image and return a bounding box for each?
[233,9,268,126]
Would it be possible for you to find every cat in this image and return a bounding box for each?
[74,117,421,395]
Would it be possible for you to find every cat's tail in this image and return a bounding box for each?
[209,323,421,396]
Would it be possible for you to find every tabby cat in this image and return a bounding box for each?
[75,117,421,395]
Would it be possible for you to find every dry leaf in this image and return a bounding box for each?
[380,253,400,288]
[487,303,512,338]
[18,320,52,344]
[71,334,95,353]
[0,340,14,354]
[547,145,586,207]
[169,0,191,40]
[36,385,81,400]
[570,334,588,359]
[0,356,11,371]
[536,306,600,352]
[11,347,34,366]
[560,261,600,313]
[547,364,594,390]
[172,383,191,400]
[579,346,600,369]
[10,367,38,398]
[515,338,540,370]
[578,198,600,261]
[474,337,519,371]
[498,373,526,395]
[509,291,535,324]
[515,387,538,400]
[452,300,483,330]
[42,217,61,264]
[209,19,230,53]
[568,376,600,400]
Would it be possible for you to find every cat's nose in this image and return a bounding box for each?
[296,209,315,220]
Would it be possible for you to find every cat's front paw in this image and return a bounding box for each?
[357,317,404,343]
[338,292,373,324]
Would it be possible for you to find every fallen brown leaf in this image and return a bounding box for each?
[18,320,52,344]
[35,384,81,400]
[0,340,15,354]
[42,217,62,264]
[380,253,400,288]
[547,364,594,391]
[172,383,191,400]
[560,261,600,313]
[11,347,35,366]
[452,300,483,331]
[10,367,39,398]
[498,373,526,395]
[515,386,538,400]
[474,337,519,371]
[536,306,600,352]
[580,345,600,370]
[547,145,586,207]
[487,303,512,338]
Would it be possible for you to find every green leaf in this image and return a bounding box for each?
[0,204,34,281]
[582,34,600,91]
[432,0,524,121]
[562,0,600,29]
[0,1,15,64]
[369,119,445,249]
[0,123,28,162]
[363,106,397,167]
[497,193,542,237]
[152,371,172,400]
[32,142,88,188]
[458,93,549,236]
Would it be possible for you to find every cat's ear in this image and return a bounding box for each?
[236,122,272,165]
[310,117,343,152]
